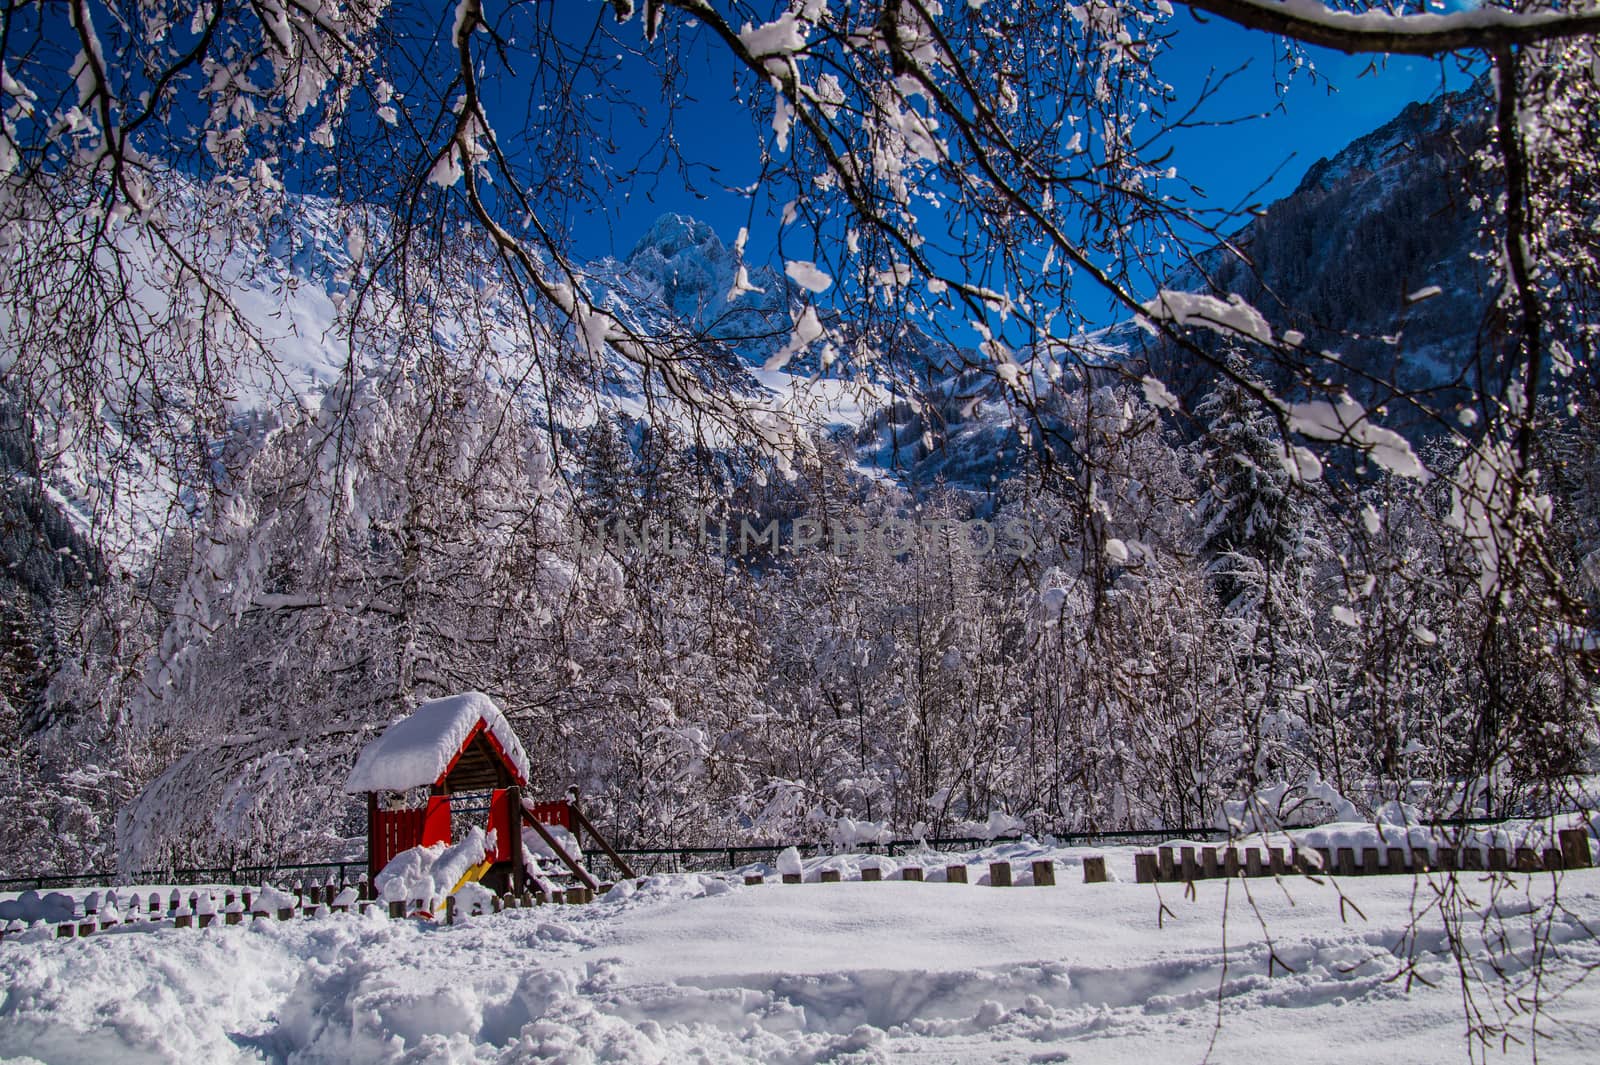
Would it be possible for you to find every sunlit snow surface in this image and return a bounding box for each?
[3,845,1599,1063]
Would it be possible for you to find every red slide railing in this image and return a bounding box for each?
[523,799,573,831]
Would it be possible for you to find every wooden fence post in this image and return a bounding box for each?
[781,872,802,885]
[990,862,1012,887]
[1559,828,1593,869]
[861,867,881,882]
[820,869,841,883]
[1032,860,1055,887]
[1083,856,1107,884]
[902,866,923,882]
[1133,853,1156,884]
[744,873,766,885]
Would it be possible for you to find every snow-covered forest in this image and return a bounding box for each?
[4,0,1598,878]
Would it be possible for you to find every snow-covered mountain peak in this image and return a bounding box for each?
[626,212,730,266]
[584,213,791,369]
[614,211,746,327]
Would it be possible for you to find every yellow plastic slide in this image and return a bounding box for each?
[450,859,493,895]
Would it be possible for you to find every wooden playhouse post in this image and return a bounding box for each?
[567,785,583,850]
[366,791,379,898]
[508,785,526,894]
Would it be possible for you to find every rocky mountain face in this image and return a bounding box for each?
[582,211,1007,484]
[1142,82,1499,434]
[587,212,874,391]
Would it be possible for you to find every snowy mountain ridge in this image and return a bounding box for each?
[5,81,1502,571]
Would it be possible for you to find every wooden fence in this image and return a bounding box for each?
[751,857,1095,887]
[1133,827,1594,883]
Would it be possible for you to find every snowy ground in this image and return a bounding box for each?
[3,847,1599,1064]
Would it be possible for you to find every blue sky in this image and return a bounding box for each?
[516,8,1478,342]
[561,9,1475,279]
[15,1,1470,277]
[14,0,1473,327]
[1157,16,1472,212]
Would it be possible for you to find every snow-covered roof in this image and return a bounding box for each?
[344,692,530,793]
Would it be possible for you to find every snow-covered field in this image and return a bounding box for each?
[3,848,1599,1064]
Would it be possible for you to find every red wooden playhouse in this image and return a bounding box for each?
[344,691,632,898]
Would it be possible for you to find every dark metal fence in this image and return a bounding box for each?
[0,860,367,894]
[1,818,1512,892]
